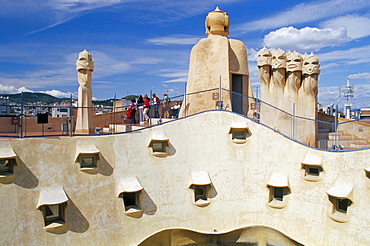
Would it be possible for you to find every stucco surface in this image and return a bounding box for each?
[179,8,253,119]
[1,111,370,245]
[257,48,320,146]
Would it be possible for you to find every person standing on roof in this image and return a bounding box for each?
[152,93,160,118]
[143,94,150,121]
[136,95,144,123]
[129,99,136,124]
[162,93,170,118]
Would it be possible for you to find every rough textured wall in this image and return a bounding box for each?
[257,48,320,146]
[180,35,230,116]
[1,111,370,245]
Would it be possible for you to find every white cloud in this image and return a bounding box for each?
[348,72,370,80]
[248,63,258,82]
[318,44,370,63]
[0,84,32,94]
[38,89,77,98]
[319,83,370,109]
[320,15,370,39]
[0,83,76,98]
[157,70,188,78]
[84,50,132,77]
[247,48,258,62]
[15,0,244,35]
[234,0,370,33]
[147,35,201,46]
[131,57,163,65]
[320,63,340,70]
[162,78,187,83]
[263,26,350,52]
[28,14,81,35]
[0,66,76,89]
[48,0,122,12]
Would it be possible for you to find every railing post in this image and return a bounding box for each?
[20,91,24,138]
[111,94,116,134]
[184,83,187,118]
[334,104,338,150]
[69,94,73,137]
[219,75,222,110]
[256,86,260,122]
[292,103,296,139]
[113,94,117,134]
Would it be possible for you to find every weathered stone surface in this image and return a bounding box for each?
[257,48,320,146]
[180,7,253,118]
[75,50,94,134]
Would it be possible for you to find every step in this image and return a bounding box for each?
[328,139,370,149]
[328,134,353,140]
[318,128,330,133]
[350,143,370,149]
[317,132,329,139]
[328,131,351,136]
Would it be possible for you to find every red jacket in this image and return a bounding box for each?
[152,96,160,105]
[143,98,150,108]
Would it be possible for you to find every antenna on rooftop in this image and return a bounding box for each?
[339,77,356,119]
[343,77,355,101]
[338,85,341,97]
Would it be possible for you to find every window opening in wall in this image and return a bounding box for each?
[268,186,289,208]
[122,191,140,211]
[307,166,320,176]
[79,155,97,168]
[42,204,63,223]
[37,187,68,231]
[304,165,323,177]
[365,169,370,179]
[0,159,15,174]
[328,195,353,222]
[326,182,353,222]
[267,172,289,208]
[148,132,170,157]
[40,202,67,231]
[152,141,166,153]
[272,187,284,201]
[117,177,143,215]
[335,198,350,213]
[194,185,208,202]
[302,163,323,181]
[189,171,212,207]
[229,124,251,144]
[232,130,247,140]
[75,144,100,172]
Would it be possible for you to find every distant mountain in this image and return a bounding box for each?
[4,92,68,104]
[1,92,137,106]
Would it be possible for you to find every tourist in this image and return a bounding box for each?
[130,99,136,124]
[152,93,160,118]
[162,93,170,118]
[136,95,144,123]
[171,102,180,118]
[143,94,150,121]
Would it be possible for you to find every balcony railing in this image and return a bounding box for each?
[1,90,369,152]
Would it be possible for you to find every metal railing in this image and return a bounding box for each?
[1,90,370,152]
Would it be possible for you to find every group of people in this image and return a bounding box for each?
[128,93,180,124]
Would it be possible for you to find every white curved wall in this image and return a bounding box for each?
[0,111,369,245]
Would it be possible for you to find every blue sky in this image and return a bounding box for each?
[1,0,370,108]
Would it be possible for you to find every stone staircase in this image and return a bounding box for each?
[317,128,370,150]
[318,128,330,140]
[327,131,370,150]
